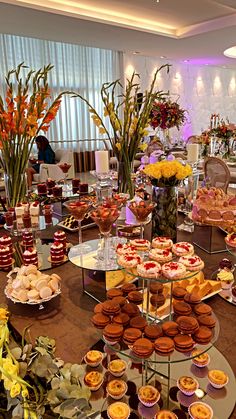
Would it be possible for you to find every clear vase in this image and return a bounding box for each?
[152,185,178,242]
[118,160,134,198]
[4,172,28,207]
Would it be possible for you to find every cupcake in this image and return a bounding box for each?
[107,402,130,419]
[177,376,199,396]
[191,349,210,368]
[84,350,103,367]
[208,369,229,389]
[217,269,234,289]
[188,402,213,419]
[108,359,128,377]
[107,379,127,400]
[84,371,103,391]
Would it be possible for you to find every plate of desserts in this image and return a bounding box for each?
[5,264,61,305]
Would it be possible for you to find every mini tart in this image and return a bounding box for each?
[108,359,127,377]
[208,369,228,388]
[84,371,103,391]
[149,248,173,263]
[172,242,194,256]
[137,261,161,279]
[155,411,177,419]
[152,237,173,249]
[177,376,199,396]
[225,232,236,248]
[178,255,204,272]
[84,350,103,367]
[188,402,213,419]
[138,385,160,407]
[107,402,130,419]
[162,262,187,280]
[116,243,137,255]
[118,253,142,269]
[129,239,151,251]
[107,379,128,399]
[191,349,210,367]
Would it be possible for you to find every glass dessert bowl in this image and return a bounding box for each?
[64,199,91,254]
[58,162,72,191]
[128,200,156,238]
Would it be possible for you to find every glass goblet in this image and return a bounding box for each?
[128,200,156,239]
[64,199,91,253]
[58,162,72,192]
[89,205,120,268]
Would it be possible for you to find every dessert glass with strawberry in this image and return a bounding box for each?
[128,200,156,239]
[90,204,120,267]
[64,199,91,251]
[58,162,72,191]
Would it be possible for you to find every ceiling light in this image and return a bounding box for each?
[224,46,236,58]
[183,60,189,63]
[205,64,209,66]
[133,51,140,55]
[160,56,167,59]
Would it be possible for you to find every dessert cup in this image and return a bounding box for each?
[64,199,91,254]
[59,162,72,191]
[128,200,156,239]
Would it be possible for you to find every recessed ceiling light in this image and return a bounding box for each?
[133,51,140,55]
[222,65,227,68]
[205,63,209,66]
[183,59,189,63]
[224,46,236,58]
[160,55,166,59]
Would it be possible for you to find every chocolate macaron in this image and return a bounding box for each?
[173,301,192,316]
[144,324,163,341]
[106,288,123,299]
[128,291,143,305]
[150,293,166,308]
[130,315,147,331]
[154,337,175,355]
[102,300,120,317]
[132,338,154,358]
[197,314,216,329]
[91,313,110,329]
[184,292,201,306]
[103,324,124,343]
[176,316,199,335]
[122,302,140,318]
[172,286,187,301]
[193,326,212,344]
[150,282,164,295]
[121,282,137,296]
[194,303,212,316]
[162,321,179,337]
[123,327,142,345]
[113,313,130,327]
[174,334,195,353]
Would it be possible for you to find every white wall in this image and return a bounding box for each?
[124,53,236,141]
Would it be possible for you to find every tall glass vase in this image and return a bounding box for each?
[152,185,178,242]
[4,172,28,207]
[118,160,134,199]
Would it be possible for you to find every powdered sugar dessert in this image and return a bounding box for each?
[137,261,161,278]
[152,237,173,249]
[130,239,151,251]
[162,261,187,280]
[116,243,137,255]
[118,253,142,269]
[179,255,204,272]
[0,245,12,267]
[192,187,236,226]
[30,202,40,225]
[50,242,64,263]
[172,242,194,256]
[149,248,172,263]
[23,248,38,267]
[15,204,24,227]
[54,230,67,249]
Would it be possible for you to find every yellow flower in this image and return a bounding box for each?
[143,160,192,182]
[22,387,29,398]
[99,127,106,135]
[116,142,122,151]
[0,308,9,322]
[10,382,21,398]
[139,143,147,152]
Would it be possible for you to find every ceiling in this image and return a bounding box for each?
[1,0,236,67]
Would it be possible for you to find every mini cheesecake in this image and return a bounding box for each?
[152,237,173,249]
[179,255,204,272]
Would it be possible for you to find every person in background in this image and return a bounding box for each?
[27,135,55,188]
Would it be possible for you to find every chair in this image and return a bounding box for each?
[204,157,230,192]
[33,149,75,183]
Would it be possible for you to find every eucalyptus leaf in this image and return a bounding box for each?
[10,347,22,360]
[51,377,61,390]
[70,364,84,379]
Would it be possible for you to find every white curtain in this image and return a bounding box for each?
[0,34,122,151]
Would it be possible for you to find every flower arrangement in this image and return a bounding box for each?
[144,160,192,187]
[150,98,186,130]
[74,64,170,197]
[209,121,234,140]
[0,307,92,418]
[0,63,67,206]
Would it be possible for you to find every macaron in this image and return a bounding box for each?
[162,321,179,337]
[132,338,154,358]
[35,279,48,291]
[123,327,142,345]
[122,302,140,318]
[150,282,164,295]
[102,300,120,316]
[103,324,123,343]
[154,337,175,355]
[144,324,163,341]
[27,289,40,300]
[113,313,130,327]
[127,291,143,305]
[194,303,212,316]
[174,334,195,353]
[112,296,127,307]
[197,315,216,329]
[106,288,123,300]
[121,282,137,295]
[48,278,59,292]
[184,292,201,305]
[193,326,212,344]
[17,289,28,302]
[94,303,104,314]
[173,301,192,316]
[39,286,52,299]
[129,316,147,331]
[91,313,110,329]
[176,316,199,335]
[172,286,187,301]
[150,293,165,308]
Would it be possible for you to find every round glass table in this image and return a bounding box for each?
[4,215,59,235]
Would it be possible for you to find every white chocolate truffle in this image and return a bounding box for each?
[39,286,52,299]
[17,289,28,302]
[12,278,23,290]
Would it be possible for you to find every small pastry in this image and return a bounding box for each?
[162,262,187,280]
[129,238,151,251]
[17,289,28,302]
[35,279,48,291]
[155,411,177,419]
[118,253,142,269]
[177,376,199,396]
[116,243,136,255]
[225,232,236,248]
[179,255,204,272]
[152,237,173,249]
[84,371,103,391]
[106,379,127,400]
[188,402,213,419]
[191,349,210,368]
[138,385,160,407]
[39,286,52,299]
[208,369,228,388]
[172,242,194,256]
[108,359,127,377]
[149,248,172,263]
[137,261,161,279]
[217,269,234,289]
[48,278,59,292]
[84,350,103,367]
[107,402,130,419]
[27,289,40,300]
